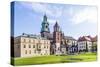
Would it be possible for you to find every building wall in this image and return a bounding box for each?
[14,36,50,57]
[87,41,92,52]
[14,37,21,57]
[78,41,92,52]
[53,30,62,55]
[55,43,61,55]
[78,41,86,51]
[92,42,97,52]
[61,46,66,55]
[68,40,77,54]
[53,32,61,43]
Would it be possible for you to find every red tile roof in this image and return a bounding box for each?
[91,36,97,42]
[78,35,97,42]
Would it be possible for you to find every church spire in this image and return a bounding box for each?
[54,21,60,32]
[43,14,47,21]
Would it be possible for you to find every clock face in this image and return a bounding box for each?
[46,25,48,28]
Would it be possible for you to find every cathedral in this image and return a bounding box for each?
[40,14,72,55]
[13,14,78,57]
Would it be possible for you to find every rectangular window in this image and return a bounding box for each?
[33,45,35,48]
[44,46,46,48]
[24,39,26,42]
[39,46,41,48]
[29,45,31,48]
[23,45,26,48]
[29,50,31,54]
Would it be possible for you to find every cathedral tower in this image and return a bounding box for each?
[53,21,62,43]
[53,21,62,55]
[41,14,50,37]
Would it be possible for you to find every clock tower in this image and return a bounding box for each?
[41,14,50,38]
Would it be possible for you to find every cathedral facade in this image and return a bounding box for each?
[40,15,68,55]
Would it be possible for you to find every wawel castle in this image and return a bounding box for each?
[12,15,97,57]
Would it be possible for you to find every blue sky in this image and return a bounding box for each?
[13,1,97,39]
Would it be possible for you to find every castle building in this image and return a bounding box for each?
[65,36,78,54]
[91,36,97,52]
[78,36,92,52]
[14,33,50,57]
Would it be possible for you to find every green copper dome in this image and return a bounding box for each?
[41,14,50,33]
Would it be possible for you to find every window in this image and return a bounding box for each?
[23,45,26,48]
[57,37,59,40]
[24,39,26,42]
[33,45,35,48]
[46,25,48,28]
[44,46,46,48]
[55,45,56,48]
[29,45,31,48]
[39,46,41,48]
[29,50,31,54]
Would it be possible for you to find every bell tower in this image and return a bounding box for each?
[41,14,50,37]
[53,21,61,43]
[53,21,62,55]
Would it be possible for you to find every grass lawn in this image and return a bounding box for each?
[11,52,97,66]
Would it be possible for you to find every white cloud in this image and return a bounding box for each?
[40,17,56,24]
[20,2,97,25]
[20,2,62,19]
[71,7,97,24]
[31,3,52,15]
[48,19,57,24]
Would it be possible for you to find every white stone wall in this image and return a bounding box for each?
[78,41,92,52]
[87,41,92,52]
[67,40,77,53]
[15,37,50,57]
[78,41,86,51]
[55,43,61,55]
